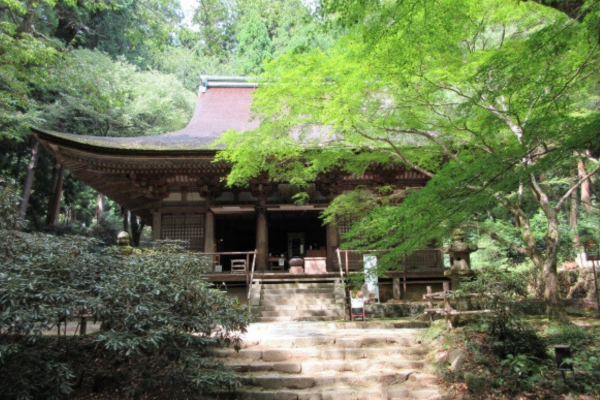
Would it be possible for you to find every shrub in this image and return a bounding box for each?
[459,267,548,360]
[545,324,600,395]
[0,180,250,398]
[92,241,249,393]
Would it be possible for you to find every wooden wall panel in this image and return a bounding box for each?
[161,213,205,251]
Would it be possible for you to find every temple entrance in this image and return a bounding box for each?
[215,213,255,271]
[213,210,327,273]
[268,210,327,272]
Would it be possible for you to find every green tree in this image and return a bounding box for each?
[192,0,237,60]
[236,9,273,74]
[0,0,190,226]
[218,0,600,317]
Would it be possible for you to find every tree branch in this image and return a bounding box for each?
[556,162,600,210]
[350,125,435,178]
[480,225,530,256]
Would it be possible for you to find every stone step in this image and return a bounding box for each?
[256,304,345,312]
[260,282,339,289]
[256,315,344,323]
[261,294,341,302]
[212,321,441,400]
[231,381,441,400]
[215,347,425,362]
[261,287,337,295]
[258,302,344,311]
[240,370,437,390]
[238,335,419,349]
[226,360,427,374]
[257,309,344,318]
[245,321,428,331]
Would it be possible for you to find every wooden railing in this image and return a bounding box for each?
[202,250,257,285]
[423,283,492,329]
[335,248,444,276]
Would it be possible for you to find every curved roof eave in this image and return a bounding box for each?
[30,127,220,157]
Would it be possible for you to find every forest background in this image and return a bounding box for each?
[1,0,600,312]
[1,0,600,398]
[0,0,332,232]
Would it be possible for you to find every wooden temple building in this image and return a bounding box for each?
[32,76,446,309]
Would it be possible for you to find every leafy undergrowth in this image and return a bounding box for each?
[424,313,600,400]
[0,335,231,400]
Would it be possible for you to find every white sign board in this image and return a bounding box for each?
[363,254,380,303]
[350,297,364,309]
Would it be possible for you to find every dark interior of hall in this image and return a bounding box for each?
[214,211,326,271]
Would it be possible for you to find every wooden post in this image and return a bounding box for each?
[345,251,349,276]
[255,200,268,271]
[152,211,161,240]
[443,282,453,329]
[246,251,250,284]
[393,276,401,301]
[426,286,433,322]
[204,210,215,252]
[326,222,339,271]
[46,162,64,225]
[204,197,215,253]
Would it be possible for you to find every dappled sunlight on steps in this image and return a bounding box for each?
[213,321,443,400]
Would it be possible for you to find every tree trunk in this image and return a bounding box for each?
[130,213,145,247]
[540,203,567,320]
[569,178,580,248]
[96,193,106,220]
[46,162,64,225]
[542,255,566,320]
[527,176,566,319]
[19,141,40,220]
[578,159,592,211]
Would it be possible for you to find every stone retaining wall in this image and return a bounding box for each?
[365,302,428,318]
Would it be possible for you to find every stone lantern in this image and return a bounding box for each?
[445,229,478,270]
[444,229,478,291]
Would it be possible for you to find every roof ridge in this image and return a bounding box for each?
[200,75,258,92]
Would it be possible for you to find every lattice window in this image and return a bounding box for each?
[337,216,363,271]
[405,249,444,271]
[161,213,205,251]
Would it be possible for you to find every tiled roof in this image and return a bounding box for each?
[32,77,259,151]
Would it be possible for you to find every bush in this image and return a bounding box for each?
[459,267,548,360]
[92,241,249,393]
[87,217,119,246]
[0,179,250,399]
[545,324,600,395]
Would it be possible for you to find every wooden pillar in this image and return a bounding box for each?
[392,276,401,301]
[256,200,268,271]
[46,162,64,225]
[204,196,215,253]
[152,211,161,240]
[204,211,215,253]
[326,222,339,272]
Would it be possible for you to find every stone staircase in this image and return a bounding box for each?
[213,321,441,400]
[250,279,346,322]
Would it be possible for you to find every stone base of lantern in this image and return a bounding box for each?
[444,269,479,291]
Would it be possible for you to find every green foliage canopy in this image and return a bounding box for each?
[218,0,600,312]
